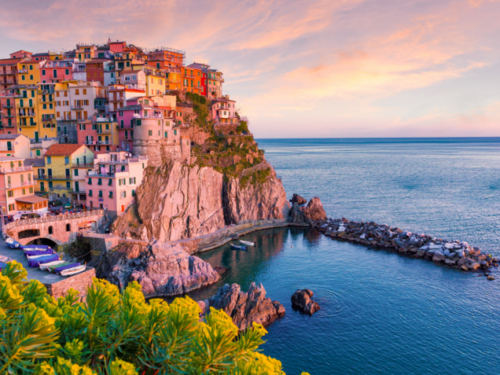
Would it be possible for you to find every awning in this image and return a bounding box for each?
[15,195,48,204]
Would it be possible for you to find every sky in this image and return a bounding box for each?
[1,0,500,138]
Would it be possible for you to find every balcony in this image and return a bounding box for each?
[70,188,86,194]
[70,104,84,110]
[2,103,13,108]
[18,111,36,117]
[0,166,33,173]
[18,69,28,73]
[4,113,14,118]
[7,181,34,189]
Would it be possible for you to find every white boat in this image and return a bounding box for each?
[26,254,53,260]
[239,240,255,247]
[39,260,66,271]
[60,265,86,276]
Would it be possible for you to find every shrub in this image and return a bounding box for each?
[0,262,308,375]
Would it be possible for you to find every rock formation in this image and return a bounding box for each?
[290,194,307,205]
[315,218,499,274]
[208,282,285,331]
[291,289,321,315]
[289,196,327,225]
[93,241,220,298]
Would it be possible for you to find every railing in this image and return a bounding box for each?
[70,104,84,110]
[70,188,87,194]
[34,174,70,180]
[18,69,28,73]
[4,209,104,230]
[0,166,33,173]
[18,111,36,117]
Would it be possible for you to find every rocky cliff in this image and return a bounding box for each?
[93,241,221,298]
[112,101,289,243]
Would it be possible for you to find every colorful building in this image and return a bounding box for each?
[0,94,18,134]
[0,134,30,158]
[86,59,107,83]
[76,44,97,61]
[146,47,185,69]
[34,144,94,203]
[86,151,147,215]
[207,69,224,99]
[211,96,237,125]
[76,116,119,154]
[17,60,42,86]
[55,81,105,121]
[182,66,202,95]
[107,85,145,114]
[0,58,21,92]
[40,60,74,83]
[0,156,46,216]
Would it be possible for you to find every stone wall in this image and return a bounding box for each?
[44,268,96,301]
[56,120,78,144]
[215,123,238,136]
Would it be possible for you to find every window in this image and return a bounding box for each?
[108,179,113,186]
[98,178,102,185]
[98,190,103,198]
[66,224,71,232]
[148,130,152,136]
[42,70,46,76]
[129,178,133,184]
[132,190,135,196]
[88,189,92,197]
[48,181,53,188]
[66,181,70,188]
[88,178,92,185]
[165,131,168,138]
[174,129,177,136]
[47,156,51,164]
[83,89,87,95]
[48,226,53,235]
[136,119,141,126]
[29,64,33,70]
[7,190,13,198]
[21,188,25,195]
[29,187,33,194]
[65,69,69,75]
[74,169,78,176]
[109,191,113,198]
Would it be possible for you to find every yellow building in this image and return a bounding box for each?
[146,73,166,96]
[32,144,94,203]
[17,60,41,86]
[76,44,97,61]
[13,85,57,141]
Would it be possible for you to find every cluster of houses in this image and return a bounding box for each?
[0,40,241,219]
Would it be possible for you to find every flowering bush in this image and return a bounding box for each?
[0,261,309,375]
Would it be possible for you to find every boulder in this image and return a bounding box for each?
[487,276,495,281]
[291,289,321,315]
[467,262,481,271]
[432,251,445,262]
[209,282,285,331]
[289,196,327,225]
[290,194,307,205]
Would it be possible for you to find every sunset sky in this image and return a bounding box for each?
[2,0,500,138]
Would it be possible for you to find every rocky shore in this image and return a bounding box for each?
[202,282,286,331]
[313,217,499,272]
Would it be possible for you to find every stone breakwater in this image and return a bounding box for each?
[314,218,499,273]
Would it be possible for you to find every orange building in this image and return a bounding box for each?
[147,47,185,70]
[182,66,202,95]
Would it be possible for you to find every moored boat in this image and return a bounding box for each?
[39,260,66,271]
[231,243,247,251]
[60,265,86,276]
[239,240,255,247]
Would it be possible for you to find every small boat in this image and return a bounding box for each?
[46,262,73,273]
[26,253,53,260]
[39,260,66,271]
[239,240,255,247]
[23,245,52,252]
[5,237,21,249]
[60,265,86,276]
[231,243,247,251]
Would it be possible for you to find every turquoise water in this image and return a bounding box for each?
[189,139,500,375]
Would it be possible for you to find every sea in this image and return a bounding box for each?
[187,138,500,375]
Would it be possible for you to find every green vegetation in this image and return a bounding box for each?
[0,262,309,375]
[185,92,212,130]
[236,121,249,134]
[66,238,92,263]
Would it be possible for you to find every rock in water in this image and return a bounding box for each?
[290,193,307,205]
[291,289,321,315]
[289,196,327,225]
[93,242,220,298]
[208,282,285,331]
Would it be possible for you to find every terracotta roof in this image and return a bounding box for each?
[44,144,84,156]
[11,50,32,55]
[0,58,21,65]
[15,195,47,204]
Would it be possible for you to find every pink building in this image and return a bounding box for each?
[76,118,119,155]
[107,85,145,115]
[211,96,237,125]
[86,151,147,215]
[0,156,47,215]
[40,60,74,83]
[116,101,175,152]
[0,95,18,134]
